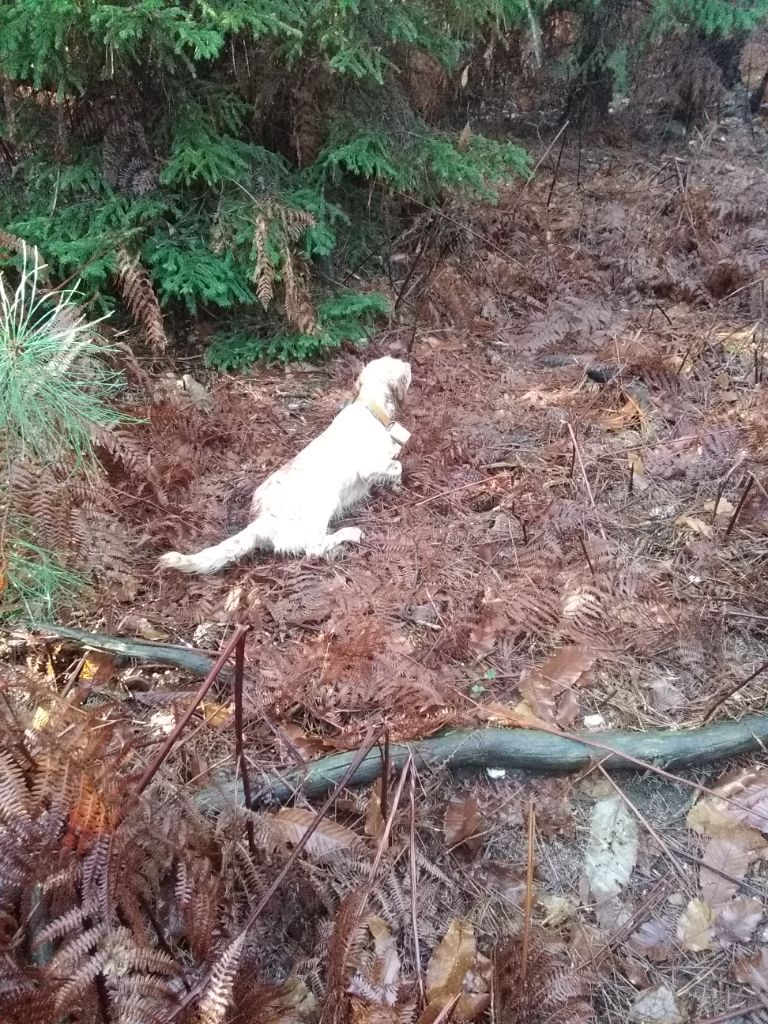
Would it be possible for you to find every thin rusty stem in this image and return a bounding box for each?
[578,532,595,576]
[172,726,384,1020]
[409,762,425,1007]
[133,624,250,801]
[521,799,535,983]
[702,657,768,724]
[695,1001,768,1024]
[369,755,411,880]
[724,473,754,539]
[380,730,390,824]
[710,461,742,528]
[232,629,255,853]
[567,422,607,540]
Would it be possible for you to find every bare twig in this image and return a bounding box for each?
[567,422,607,540]
[232,629,255,853]
[133,624,249,801]
[521,799,536,982]
[702,657,768,724]
[172,726,384,1020]
[695,1001,768,1024]
[724,473,755,539]
[409,761,425,1007]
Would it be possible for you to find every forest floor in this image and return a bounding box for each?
[9,109,768,1024]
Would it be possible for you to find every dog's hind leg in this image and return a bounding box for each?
[305,527,363,558]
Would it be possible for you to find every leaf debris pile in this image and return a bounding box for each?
[5,116,768,1022]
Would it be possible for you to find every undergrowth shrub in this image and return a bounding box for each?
[0,255,122,617]
[1,3,763,377]
[563,0,768,125]
[206,291,392,369]
[0,0,532,366]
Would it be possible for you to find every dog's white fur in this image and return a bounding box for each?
[158,357,412,575]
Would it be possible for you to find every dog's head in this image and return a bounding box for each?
[354,357,412,407]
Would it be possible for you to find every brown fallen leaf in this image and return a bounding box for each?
[570,920,608,966]
[622,957,650,990]
[364,916,401,999]
[733,947,768,989]
[628,452,650,491]
[200,700,234,727]
[686,798,765,849]
[699,835,753,907]
[365,779,386,841]
[421,919,488,1022]
[444,796,483,852]
[675,515,713,539]
[520,389,550,408]
[532,777,576,838]
[79,651,118,686]
[542,894,578,929]
[280,723,339,760]
[480,700,552,730]
[717,898,763,943]
[273,808,362,858]
[647,678,685,712]
[117,614,170,641]
[704,497,736,517]
[626,919,674,962]
[676,898,715,951]
[519,645,597,724]
[555,687,582,728]
[708,766,768,834]
[480,863,527,906]
[222,584,244,615]
[602,396,645,432]
[469,600,506,658]
[425,919,475,1002]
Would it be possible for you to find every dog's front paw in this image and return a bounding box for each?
[345,527,364,544]
[386,461,403,488]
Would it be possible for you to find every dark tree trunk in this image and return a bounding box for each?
[702,30,748,90]
[564,0,629,126]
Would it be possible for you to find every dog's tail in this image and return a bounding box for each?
[158,519,268,575]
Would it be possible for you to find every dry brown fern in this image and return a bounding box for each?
[514,294,617,352]
[190,935,246,1024]
[114,248,168,354]
[322,887,370,1024]
[251,203,316,329]
[253,216,274,308]
[102,122,158,196]
[493,934,594,1024]
[0,229,48,278]
[282,242,317,334]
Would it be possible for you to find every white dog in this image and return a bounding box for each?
[158,357,412,574]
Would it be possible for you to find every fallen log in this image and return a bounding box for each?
[198,714,768,810]
[26,623,768,812]
[28,622,222,678]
